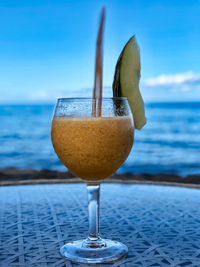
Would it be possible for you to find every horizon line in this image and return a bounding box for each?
[0,100,200,106]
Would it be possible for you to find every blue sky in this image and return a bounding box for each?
[0,0,200,103]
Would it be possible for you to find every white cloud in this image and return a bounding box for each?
[0,72,199,103]
[28,90,51,101]
[144,71,200,87]
[141,71,200,102]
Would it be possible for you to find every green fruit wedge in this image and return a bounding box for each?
[112,36,146,129]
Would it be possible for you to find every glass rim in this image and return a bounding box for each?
[57,97,128,101]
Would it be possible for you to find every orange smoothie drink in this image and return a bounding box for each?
[51,116,134,180]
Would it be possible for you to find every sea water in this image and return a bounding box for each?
[0,102,199,176]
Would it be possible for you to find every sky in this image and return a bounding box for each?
[0,0,200,103]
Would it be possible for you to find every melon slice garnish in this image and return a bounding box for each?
[113,36,146,129]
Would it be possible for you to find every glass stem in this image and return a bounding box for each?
[84,183,105,248]
[87,183,100,240]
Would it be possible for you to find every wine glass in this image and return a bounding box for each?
[51,97,134,264]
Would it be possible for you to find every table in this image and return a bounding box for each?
[0,183,200,267]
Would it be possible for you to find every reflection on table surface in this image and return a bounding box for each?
[0,183,200,266]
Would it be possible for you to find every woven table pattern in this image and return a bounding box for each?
[0,184,200,267]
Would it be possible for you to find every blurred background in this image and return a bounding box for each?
[0,0,200,176]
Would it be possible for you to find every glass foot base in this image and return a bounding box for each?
[60,239,128,264]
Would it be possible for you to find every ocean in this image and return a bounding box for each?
[0,102,199,176]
